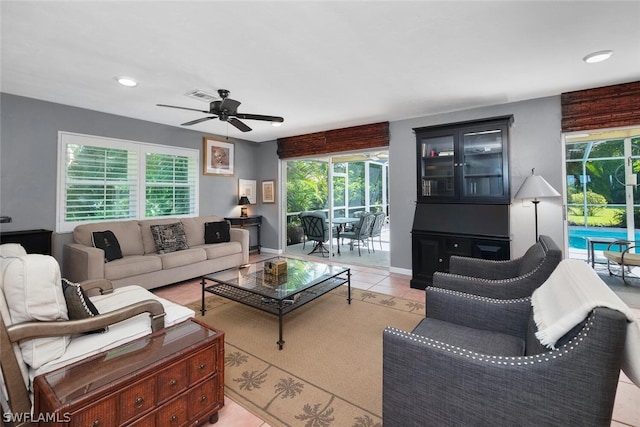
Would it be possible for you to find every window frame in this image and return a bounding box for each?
[57,131,199,233]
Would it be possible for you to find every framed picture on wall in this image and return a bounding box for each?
[262,180,275,204]
[203,138,234,176]
[239,179,257,204]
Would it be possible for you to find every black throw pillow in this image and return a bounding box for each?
[205,221,231,244]
[92,230,123,262]
[61,278,106,334]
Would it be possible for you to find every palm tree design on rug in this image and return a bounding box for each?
[353,414,382,427]
[234,369,268,391]
[225,351,248,367]
[265,377,304,410]
[295,401,335,426]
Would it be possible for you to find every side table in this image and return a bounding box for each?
[33,319,224,426]
[225,215,262,254]
[586,237,629,268]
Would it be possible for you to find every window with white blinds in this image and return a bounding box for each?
[57,132,199,233]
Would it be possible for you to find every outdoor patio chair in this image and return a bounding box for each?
[603,240,640,285]
[369,212,386,252]
[299,211,331,257]
[340,212,376,256]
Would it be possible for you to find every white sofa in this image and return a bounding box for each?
[63,215,249,290]
[0,244,194,421]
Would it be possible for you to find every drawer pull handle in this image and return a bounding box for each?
[92,421,100,427]
[200,394,207,402]
[170,414,178,423]
[169,379,178,387]
[135,396,144,407]
[199,363,206,370]
[453,243,458,247]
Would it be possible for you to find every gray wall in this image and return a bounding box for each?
[0,93,263,262]
[1,92,565,275]
[388,95,564,273]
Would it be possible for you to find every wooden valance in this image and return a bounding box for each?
[561,81,640,133]
[276,122,389,159]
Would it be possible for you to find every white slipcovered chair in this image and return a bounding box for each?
[0,244,194,425]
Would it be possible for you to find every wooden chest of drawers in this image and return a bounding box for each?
[33,319,224,426]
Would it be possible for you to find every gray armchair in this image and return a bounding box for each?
[432,234,562,299]
[383,285,628,426]
[299,211,330,256]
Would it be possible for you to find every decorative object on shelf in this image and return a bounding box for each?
[262,180,276,204]
[238,179,257,204]
[203,137,234,176]
[239,196,251,218]
[514,168,561,242]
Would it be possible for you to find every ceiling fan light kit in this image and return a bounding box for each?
[158,89,284,132]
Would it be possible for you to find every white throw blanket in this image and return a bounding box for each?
[531,259,640,387]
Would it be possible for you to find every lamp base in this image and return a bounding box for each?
[240,207,248,218]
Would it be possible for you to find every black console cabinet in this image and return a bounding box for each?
[411,116,513,290]
[0,229,53,255]
[411,231,510,289]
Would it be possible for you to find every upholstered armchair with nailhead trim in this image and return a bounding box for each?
[431,234,563,299]
[382,286,627,426]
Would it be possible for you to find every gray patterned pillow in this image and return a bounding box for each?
[150,222,189,254]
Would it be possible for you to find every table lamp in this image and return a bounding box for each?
[239,196,251,218]
[514,168,560,242]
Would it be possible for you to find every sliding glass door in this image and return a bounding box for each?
[564,128,640,262]
[283,150,389,264]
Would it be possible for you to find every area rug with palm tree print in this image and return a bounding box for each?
[188,286,424,427]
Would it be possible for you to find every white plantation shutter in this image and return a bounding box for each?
[144,149,197,217]
[58,132,198,233]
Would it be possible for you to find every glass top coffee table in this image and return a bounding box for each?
[201,257,351,350]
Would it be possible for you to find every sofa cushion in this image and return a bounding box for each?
[205,221,231,244]
[2,255,70,369]
[150,222,189,254]
[412,317,525,356]
[104,255,162,281]
[91,230,123,262]
[139,218,184,254]
[74,221,144,256]
[34,285,195,377]
[181,215,225,247]
[159,248,207,269]
[200,241,242,260]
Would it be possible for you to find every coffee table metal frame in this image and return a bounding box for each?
[201,257,351,350]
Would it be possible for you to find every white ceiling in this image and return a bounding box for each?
[2,1,639,143]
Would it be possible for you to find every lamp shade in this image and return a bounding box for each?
[239,196,251,205]
[514,171,560,201]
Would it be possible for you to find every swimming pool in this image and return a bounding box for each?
[568,226,640,250]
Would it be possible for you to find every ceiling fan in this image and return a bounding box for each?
[157,89,284,132]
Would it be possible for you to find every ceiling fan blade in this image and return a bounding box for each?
[227,117,252,132]
[235,113,284,123]
[157,104,210,114]
[181,116,216,126]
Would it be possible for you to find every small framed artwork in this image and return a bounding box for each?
[203,137,234,176]
[262,180,276,204]
[239,179,257,204]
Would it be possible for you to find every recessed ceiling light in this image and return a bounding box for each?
[583,50,613,64]
[116,76,138,87]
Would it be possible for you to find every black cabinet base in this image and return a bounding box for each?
[411,232,510,290]
[0,229,53,255]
